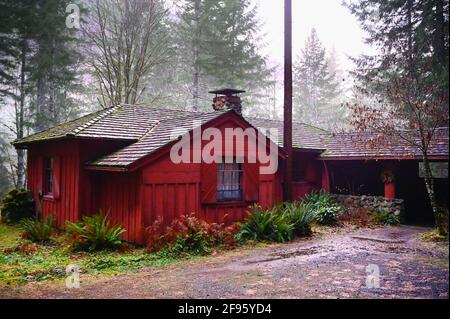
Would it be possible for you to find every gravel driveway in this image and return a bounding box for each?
[1,226,448,299]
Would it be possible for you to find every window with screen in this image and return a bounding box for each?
[217,160,243,202]
[44,157,54,195]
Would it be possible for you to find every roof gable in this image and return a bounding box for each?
[88,110,230,169]
[88,110,287,171]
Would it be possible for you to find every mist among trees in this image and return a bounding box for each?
[294,28,346,130]
[0,0,448,199]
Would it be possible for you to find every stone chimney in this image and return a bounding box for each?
[209,88,246,114]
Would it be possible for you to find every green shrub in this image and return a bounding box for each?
[66,212,125,251]
[282,202,316,236]
[314,205,342,225]
[374,209,400,226]
[0,189,35,223]
[303,191,342,225]
[20,215,55,243]
[302,191,322,205]
[236,204,294,243]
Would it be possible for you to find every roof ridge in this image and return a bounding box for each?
[137,120,161,141]
[68,104,121,136]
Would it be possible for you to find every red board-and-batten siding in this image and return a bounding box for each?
[27,114,282,244]
[27,140,80,227]
[97,172,143,243]
[99,116,282,244]
[26,139,132,228]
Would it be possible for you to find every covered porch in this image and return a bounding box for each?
[321,159,448,225]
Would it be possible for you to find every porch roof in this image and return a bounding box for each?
[319,127,449,161]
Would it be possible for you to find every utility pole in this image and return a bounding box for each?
[283,0,293,202]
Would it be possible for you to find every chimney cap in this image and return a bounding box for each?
[209,88,246,96]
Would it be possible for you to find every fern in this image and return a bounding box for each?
[303,191,342,225]
[20,215,55,243]
[283,202,316,236]
[66,211,125,251]
[236,205,294,243]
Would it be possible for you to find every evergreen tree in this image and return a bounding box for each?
[0,0,38,189]
[294,29,341,128]
[0,135,12,196]
[0,1,20,105]
[176,0,213,110]
[176,0,273,111]
[325,47,350,130]
[345,0,449,103]
[0,0,84,188]
[30,0,84,131]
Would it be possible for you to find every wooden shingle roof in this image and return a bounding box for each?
[246,117,327,151]
[89,114,322,169]
[89,111,228,168]
[14,103,449,169]
[13,105,204,146]
[14,104,326,169]
[320,127,449,160]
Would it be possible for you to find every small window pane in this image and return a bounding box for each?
[217,159,243,202]
[44,157,54,195]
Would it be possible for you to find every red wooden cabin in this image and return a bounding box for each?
[13,90,449,242]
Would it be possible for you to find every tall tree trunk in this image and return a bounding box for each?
[36,77,45,132]
[192,0,200,111]
[49,36,57,125]
[17,40,27,189]
[193,64,199,111]
[421,152,446,236]
[406,0,414,72]
[433,0,446,68]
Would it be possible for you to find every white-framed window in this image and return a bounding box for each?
[217,159,243,202]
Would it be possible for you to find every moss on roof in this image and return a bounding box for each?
[12,106,118,147]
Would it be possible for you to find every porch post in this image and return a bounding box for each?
[384,180,396,199]
[383,162,396,199]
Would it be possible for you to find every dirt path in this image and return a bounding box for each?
[1,226,448,299]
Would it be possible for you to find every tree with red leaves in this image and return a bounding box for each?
[346,0,449,235]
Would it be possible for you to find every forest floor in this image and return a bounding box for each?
[1,225,448,299]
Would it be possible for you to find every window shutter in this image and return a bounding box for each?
[53,156,61,199]
[244,162,259,202]
[201,162,217,204]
